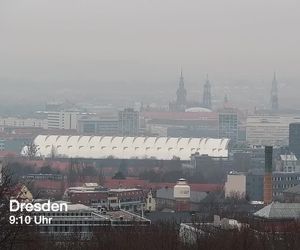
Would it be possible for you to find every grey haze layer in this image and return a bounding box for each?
[0,0,299,108]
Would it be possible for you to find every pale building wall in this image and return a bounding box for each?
[0,117,47,129]
[47,111,79,130]
[246,115,300,146]
[224,174,246,199]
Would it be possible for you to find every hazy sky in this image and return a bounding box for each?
[0,0,300,108]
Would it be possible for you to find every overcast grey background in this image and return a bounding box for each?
[0,0,299,110]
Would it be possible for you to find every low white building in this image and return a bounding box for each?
[22,135,230,160]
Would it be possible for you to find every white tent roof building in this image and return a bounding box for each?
[21,135,230,160]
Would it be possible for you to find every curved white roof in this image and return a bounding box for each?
[185,107,212,112]
[22,135,230,160]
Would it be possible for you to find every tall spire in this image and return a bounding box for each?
[271,72,279,112]
[203,74,212,109]
[179,68,184,88]
[176,69,187,110]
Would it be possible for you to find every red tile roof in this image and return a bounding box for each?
[104,177,222,192]
[0,151,17,158]
[33,180,67,190]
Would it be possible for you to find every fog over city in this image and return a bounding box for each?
[3,1,300,248]
[1,0,300,110]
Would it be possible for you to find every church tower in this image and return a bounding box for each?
[203,74,212,109]
[175,69,187,111]
[271,72,279,112]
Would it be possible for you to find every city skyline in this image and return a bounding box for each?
[1,0,300,109]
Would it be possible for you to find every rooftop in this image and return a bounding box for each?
[254,202,300,219]
[156,188,207,203]
[22,135,230,160]
[283,184,300,195]
[110,188,141,192]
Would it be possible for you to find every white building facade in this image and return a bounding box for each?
[47,110,79,130]
[246,115,300,146]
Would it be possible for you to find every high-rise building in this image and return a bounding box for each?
[271,72,279,112]
[118,108,139,136]
[202,74,212,109]
[219,110,238,145]
[289,123,300,158]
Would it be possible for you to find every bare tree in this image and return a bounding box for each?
[0,163,41,249]
[24,142,39,160]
